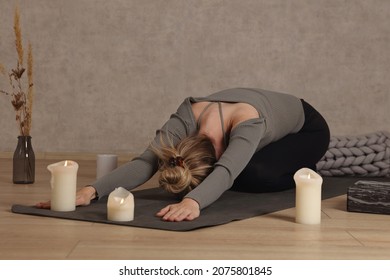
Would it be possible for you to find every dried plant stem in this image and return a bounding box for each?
[14,6,24,67]
[26,42,34,134]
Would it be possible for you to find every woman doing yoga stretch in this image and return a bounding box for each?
[37,88,330,222]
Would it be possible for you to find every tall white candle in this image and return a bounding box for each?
[47,160,79,212]
[107,187,134,222]
[294,167,323,225]
[96,154,118,179]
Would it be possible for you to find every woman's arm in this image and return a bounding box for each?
[185,118,266,209]
[91,154,158,199]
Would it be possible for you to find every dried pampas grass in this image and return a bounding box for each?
[1,5,34,136]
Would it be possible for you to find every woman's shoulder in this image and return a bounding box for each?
[229,102,260,129]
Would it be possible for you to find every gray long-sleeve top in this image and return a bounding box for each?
[92,88,305,209]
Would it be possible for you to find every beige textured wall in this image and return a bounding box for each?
[1,0,389,155]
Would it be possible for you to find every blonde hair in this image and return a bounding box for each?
[151,134,216,195]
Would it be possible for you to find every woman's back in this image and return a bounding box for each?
[191,101,259,159]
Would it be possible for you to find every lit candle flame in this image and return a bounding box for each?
[64,160,68,167]
[308,173,311,179]
[120,198,125,205]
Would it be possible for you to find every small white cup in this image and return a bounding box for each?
[96,154,118,179]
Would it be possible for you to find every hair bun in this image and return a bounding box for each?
[160,166,192,194]
[151,134,216,195]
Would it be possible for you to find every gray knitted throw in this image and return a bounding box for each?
[316,131,390,177]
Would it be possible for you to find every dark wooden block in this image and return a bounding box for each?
[347,180,390,215]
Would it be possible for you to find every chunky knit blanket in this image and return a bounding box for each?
[316,131,390,177]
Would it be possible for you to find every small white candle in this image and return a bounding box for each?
[107,187,134,222]
[96,154,118,179]
[47,160,79,212]
[294,167,323,225]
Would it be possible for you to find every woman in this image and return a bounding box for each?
[37,88,330,222]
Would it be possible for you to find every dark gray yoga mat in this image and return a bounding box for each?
[11,177,366,231]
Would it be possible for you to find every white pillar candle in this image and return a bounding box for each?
[294,167,323,225]
[96,154,118,179]
[107,187,134,222]
[47,160,79,212]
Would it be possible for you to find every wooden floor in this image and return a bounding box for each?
[1,157,390,260]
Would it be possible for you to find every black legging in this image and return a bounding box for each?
[231,99,330,193]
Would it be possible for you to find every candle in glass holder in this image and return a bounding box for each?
[294,167,323,225]
[47,160,79,212]
[107,187,134,222]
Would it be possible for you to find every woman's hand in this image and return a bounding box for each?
[35,185,97,209]
[156,198,200,222]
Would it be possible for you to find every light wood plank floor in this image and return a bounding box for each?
[1,157,390,260]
